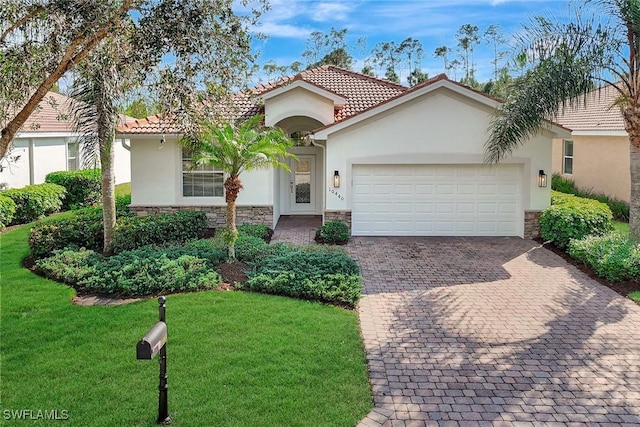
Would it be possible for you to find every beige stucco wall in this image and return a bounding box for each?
[322,87,554,216]
[264,87,335,127]
[129,135,273,207]
[552,135,630,202]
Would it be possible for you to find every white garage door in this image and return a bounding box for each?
[352,164,522,236]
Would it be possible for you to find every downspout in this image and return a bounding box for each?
[29,138,35,185]
[309,132,325,224]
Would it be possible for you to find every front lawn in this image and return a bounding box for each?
[1,225,372,426]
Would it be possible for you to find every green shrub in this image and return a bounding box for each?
[0,195,16,229]
[568,233,640,282]
[551,173,578,194]
[246,251,362,307]
[551,174,629,221]
[112,211,207,253]
[2,183,66,224]
[29,207,104,258]
[36,246,221,297]
[115,193,132,215]
[237,224,270,241]
[315,221,350,244]
[45,169,101,210]
[235,235,271,263]
[541,193,614,248]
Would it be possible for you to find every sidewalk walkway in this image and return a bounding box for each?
[270,215,322,246]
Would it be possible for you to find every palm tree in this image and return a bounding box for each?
[485,0,640,239]
[70,39,129,254]
[185,115,295,261]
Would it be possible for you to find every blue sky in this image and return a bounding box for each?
[251,0,573,85]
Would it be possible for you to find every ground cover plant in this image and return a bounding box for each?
[568,233,640,282]
[1,225,372,426]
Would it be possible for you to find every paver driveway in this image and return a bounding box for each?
[347,237,640,426]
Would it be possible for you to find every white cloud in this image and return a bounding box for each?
[310,2,354,22]
[255,22,313,39]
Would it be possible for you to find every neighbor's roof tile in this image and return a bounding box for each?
[555,84,626,132]
[117,65,407,134]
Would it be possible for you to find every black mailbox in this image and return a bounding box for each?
[137,296,170,424]
[136,321,167,360]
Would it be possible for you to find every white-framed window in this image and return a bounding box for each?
[563,140,573,175]
[67,140,78,171]
[181,149,224,197]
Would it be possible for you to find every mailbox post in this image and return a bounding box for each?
[136,296,170,424]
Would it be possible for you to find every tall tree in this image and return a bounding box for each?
[0,0,134,159]
[484,1,640,238]
[456,24,480,85]
[434,45,452,75]
[302,27,354,69]
[371,41,400,83]
[1,0,265,161]
[184,115,295,261]
[484,24,508,82]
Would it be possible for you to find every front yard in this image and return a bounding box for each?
[1,225,372,426]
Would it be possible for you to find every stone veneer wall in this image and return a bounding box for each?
[324,210,352,231]
[524,210,542,239]
[130,205,274,228]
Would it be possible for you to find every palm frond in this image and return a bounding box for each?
[486,6,619,163]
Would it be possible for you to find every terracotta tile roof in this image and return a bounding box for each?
[555,84,626,132]
[117,65,408,134]
[18,92,135,134]
[19,92,76,133]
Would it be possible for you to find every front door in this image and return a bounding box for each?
[290,155,316,213]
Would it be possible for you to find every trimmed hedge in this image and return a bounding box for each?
[112,211,208,253]
[315,221,350,244]
[36,245,222,297]
[29,207,104,258]
[246,250,363,307]
[2,183,66,224]
[540,191,614,249]
[568,233,640,282]
[0,195,16,229]
[30,209,207,258]
[552,173,630,221]
[45,169,101,210]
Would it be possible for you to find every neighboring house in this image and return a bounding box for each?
[0,92,132,189]
[552,84,630,202]
[118,66,569,238]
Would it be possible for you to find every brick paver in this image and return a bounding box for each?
[270,215,322,246]
[348,236,640,426]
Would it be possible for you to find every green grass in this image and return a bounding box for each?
[115,182,131,197]
[630,291,640,304]
[0,225,372,426]
[614,221,630,236]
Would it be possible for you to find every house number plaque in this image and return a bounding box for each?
[328,187,344,201]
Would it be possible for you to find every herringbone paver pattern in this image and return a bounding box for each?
[349,237,640,426]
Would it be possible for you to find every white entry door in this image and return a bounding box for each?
[290,155,316,213]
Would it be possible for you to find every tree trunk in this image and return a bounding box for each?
[623,106,640,240]
[224,175,243,262]
[630,142,640,240]
[101,134,116,254]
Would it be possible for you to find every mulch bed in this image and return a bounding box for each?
[536,238,640,297]
[216,261,250,288]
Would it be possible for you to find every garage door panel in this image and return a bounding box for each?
[352,164,522,236]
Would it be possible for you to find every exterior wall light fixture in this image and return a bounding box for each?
[333,170,340,188]
[538,169,547,188]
